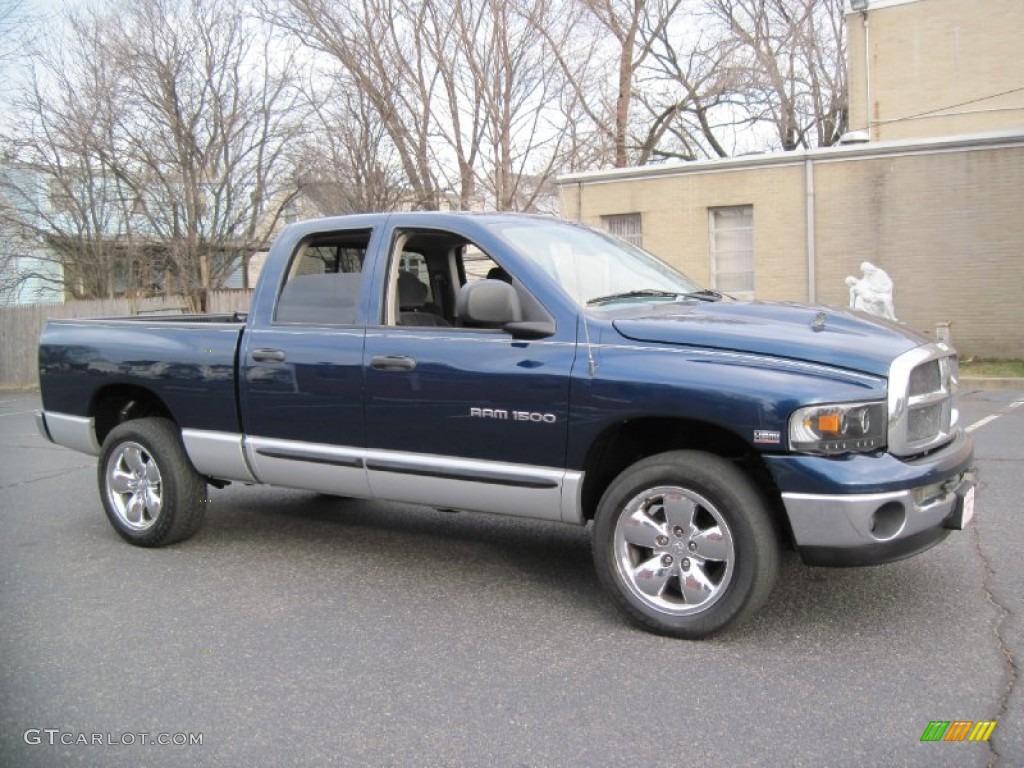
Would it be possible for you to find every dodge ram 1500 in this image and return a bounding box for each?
[37,212,976,638]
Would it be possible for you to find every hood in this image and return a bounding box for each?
[610,301,927,377]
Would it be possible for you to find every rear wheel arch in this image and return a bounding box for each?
[90,385,175,446]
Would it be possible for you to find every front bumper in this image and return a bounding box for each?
[766,430,976,566]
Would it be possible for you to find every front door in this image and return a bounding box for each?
[362,223,578,522]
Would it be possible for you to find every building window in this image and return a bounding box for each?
[709,206,754,295]
[47,178,73,213]
[601,213,643,248]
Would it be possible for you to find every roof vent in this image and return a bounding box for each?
[839,130,870,145]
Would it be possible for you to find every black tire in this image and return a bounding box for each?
[97,418,207,547]
[592,450,780,639]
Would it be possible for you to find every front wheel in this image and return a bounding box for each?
[592,450,780,639]
[98,418,207,547]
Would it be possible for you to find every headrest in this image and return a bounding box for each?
[397,270,428,308]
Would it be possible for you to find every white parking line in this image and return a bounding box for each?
[0,410,34,418]
[966,399,1024,433]
[966,415,1000,433]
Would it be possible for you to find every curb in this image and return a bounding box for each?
[961,377,1024,392]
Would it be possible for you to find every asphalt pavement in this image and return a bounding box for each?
[1,388,1021,767]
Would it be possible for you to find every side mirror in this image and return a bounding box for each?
[457,279,522,325]
[456,279,556,339]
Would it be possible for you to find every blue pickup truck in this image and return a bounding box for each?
[37,212,976,638]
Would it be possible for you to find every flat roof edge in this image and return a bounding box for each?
[556,130,1024,186]
[843,0,927,15]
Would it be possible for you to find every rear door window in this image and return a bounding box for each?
[275,230,371,325]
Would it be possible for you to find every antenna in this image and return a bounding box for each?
[568,244,597,376]
[581,306,597,376]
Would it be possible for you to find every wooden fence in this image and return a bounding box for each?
[0,290,254,388]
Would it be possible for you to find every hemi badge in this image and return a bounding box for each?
[754,430,781,444]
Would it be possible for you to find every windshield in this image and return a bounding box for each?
[495,219,701,307]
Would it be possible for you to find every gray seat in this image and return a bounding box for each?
[397,270,450,327]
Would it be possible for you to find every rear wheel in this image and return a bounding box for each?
[98,418,207,547]
[593,450,780,639]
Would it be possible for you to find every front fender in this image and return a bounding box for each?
[566,340,885,469]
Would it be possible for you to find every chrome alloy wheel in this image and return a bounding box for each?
[612,485,735,615]
[104,441,164,531]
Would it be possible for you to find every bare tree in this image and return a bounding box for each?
[581,0,685,167]
[701,0,847,150]
[0,0,28,67]
[526,0,687,169]
[292,80,408,214]
[269,0,587,211]
[101,0,304,308]
[535,0,846,166]
[632,2,810,163]
[2,0,303,309]
[1,0,851,307]
[0,10,143,302]
[270,0,847,213]
[437,0,585,210]
[268,0,444,208]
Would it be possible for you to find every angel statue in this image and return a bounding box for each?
[845,262,896,320]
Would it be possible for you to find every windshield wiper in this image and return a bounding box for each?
[586,289,681,306]
[681,290,724,302]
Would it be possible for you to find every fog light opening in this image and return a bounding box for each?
[869,502,906,540]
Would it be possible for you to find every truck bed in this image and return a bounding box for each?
[39,316,246,436]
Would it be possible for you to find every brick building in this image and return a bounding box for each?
[558,0,1024,359]
[847,0,1022,142]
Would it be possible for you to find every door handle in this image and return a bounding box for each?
[252,348,286,363]
[370,355,417,371]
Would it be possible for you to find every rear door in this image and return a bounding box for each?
[240,225,379,497]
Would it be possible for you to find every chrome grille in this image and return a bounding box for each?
[908,404,943,443]
[888,344,959,457]
[908,360,941,396]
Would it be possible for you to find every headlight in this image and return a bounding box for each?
[789,401,887,455]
